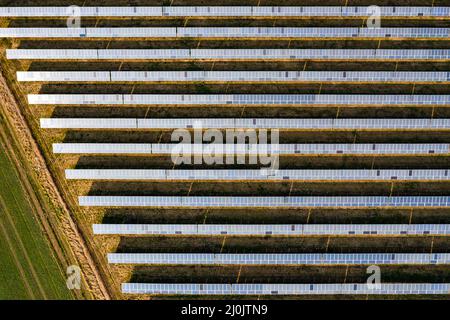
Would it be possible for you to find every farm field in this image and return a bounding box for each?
[0,1,450,300]
[0,129,73,299]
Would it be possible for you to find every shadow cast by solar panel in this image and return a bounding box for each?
[51,107,155,118]
[128,265,366,284]
[14,38,450,49]
[85,180,450,197]
[74,156,267,169]
[101,207,450,224]
[50,106,266,118]
[0,12,360,29]
[36,83,314,95]
[304,61,450,72]
[47,106,449,120]
[60,130,345,144]
[61,130,450,144]
[13,16,450,28]
[17,40,109,50]
[39,83,134,94]
[16,39,450,50]
[62,130,165,143]
[101,208,212,224]
[128,265,450,284]
[114,235,450,253]
[24,61,450,72]
[72,155,450,170]
[85,181,292,196]
[7,18,97,28]
[28,61,122,72]
[36,83,450,95]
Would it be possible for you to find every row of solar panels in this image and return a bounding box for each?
[79,196,450,207]
[65,169,450,181]
[121,283,450,295]
[6,7,449,299]
[52,143,450,155]
[29,94,450,105]
[93,224,450,236]
[107,253,450,265]
[1,6,449,17]
[7,49,450,60]
[17,71,450,82]
[40,118,450,129]
[1,28,449,38]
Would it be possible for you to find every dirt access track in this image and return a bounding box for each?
[0,72,110,300]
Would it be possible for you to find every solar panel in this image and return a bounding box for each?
[52,143,450,155]
[78,196,450,208]
[65,169,450,181]
[40,118,450,130]
[107,253,450,265]
[41,118,136,129]
[92,224,450,236]
[29,94,450,105]
[121,283,450,295]
[1,7,449,17]
[17,71,450,82]
[8,49,450,60]
[1,28,448,38]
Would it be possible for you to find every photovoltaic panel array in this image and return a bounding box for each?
[1,7,449,17]
[4,4,450,297]
[107,253,450,265]
[29,94,450,105]
[52,143,450,155]
[0,28,448,39]
[121,283,450,295]
[8,49,450,60]
[40,118,450,130]
[79,196,450,208]
[92,224,450,236]
[17,71,450,82]
[65,169,450,181]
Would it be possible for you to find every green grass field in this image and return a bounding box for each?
[0,145,73,299]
